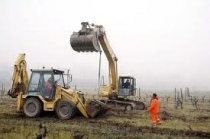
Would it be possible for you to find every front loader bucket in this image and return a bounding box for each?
[70,31,101,52]
[85,99,110,118]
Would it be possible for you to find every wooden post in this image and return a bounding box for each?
[180,88,183,109]
[0,83,4,98]
[175,88,177,109]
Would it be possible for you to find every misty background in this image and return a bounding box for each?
[0,0,210,92]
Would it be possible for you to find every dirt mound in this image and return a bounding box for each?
[0,126,14,133]
[160,111,188,122]
[97,120,210,139]
[160,111,171,120]
[196,115,209,122]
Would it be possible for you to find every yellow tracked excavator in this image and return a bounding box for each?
[70,22,145,111]
[8,53,109,119]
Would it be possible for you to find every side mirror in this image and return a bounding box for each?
[64,70,72,88]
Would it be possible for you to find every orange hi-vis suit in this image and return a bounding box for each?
[148,97,160,125]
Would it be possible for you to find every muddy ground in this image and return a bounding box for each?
[0,98,210,139]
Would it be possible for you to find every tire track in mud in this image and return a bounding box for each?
[1,101,210,138]
[88,120,210,139]
[1,111,210,138]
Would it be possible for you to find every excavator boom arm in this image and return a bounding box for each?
[70,22,118,94]
[8,53,29,98]
[98,30,118,91]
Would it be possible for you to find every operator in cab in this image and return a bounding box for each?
[45,77,53,91]
[123,79,130,88]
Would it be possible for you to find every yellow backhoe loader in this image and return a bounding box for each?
[70,22,145,111]
[8,53,109,119]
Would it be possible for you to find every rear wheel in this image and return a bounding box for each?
[55,100,76,119]
[23,97,42,118]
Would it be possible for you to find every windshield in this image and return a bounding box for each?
[54,74,64,87]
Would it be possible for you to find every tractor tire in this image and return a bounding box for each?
[23,97,42,118]
[55,100,76,120]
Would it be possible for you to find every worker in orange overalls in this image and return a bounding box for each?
[148,93,161,126]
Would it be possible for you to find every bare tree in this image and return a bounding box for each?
[193,96,199,110]
[174,88,183,109]
[166,95,170,103]
[202,96,205,103]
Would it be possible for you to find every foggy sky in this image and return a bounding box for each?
[0,0,210,91]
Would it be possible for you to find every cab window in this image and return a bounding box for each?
[28,72,41,92]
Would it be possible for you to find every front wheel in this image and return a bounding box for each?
[55,100,76,120]
[23,97,42,118]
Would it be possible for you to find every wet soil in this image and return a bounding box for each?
[0,99,210,139]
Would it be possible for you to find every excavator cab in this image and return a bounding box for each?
[27,69,64,100]
[118,76,136,96]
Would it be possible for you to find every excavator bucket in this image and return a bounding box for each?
[70,31,101,52]
[70,22,101,52]
[85,99,110,118]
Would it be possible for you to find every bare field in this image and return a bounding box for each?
[0,95,210,139]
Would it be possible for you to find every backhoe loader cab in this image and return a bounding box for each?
[118,76,136,96]
[27,69,65,100]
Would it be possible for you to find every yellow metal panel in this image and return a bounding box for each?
[43,101,56,111]
[99,85,110,97]
[61,88,89,118]
[17,92,24,112]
